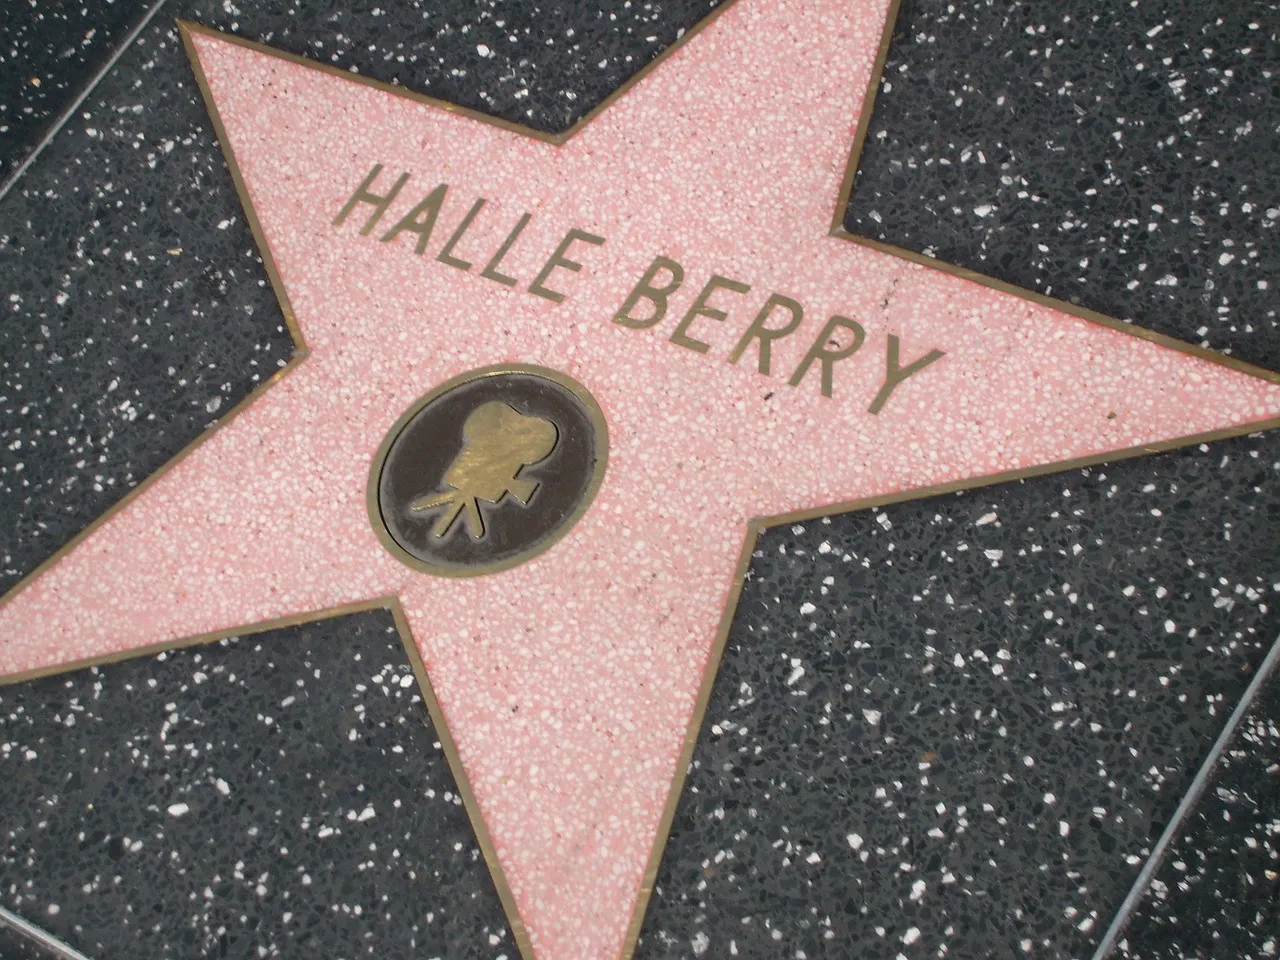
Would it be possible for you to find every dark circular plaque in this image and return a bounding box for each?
[368,364,608,576]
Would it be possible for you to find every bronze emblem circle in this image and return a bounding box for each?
[367,364,608,577]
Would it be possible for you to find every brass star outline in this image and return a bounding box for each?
[2,3,1277,958]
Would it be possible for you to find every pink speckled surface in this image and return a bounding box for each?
[2,1,1278,957]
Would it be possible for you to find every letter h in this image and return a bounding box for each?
[332,163,410,235]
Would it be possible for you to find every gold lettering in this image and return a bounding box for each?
[333,163,409,234]
[436,198,487,271]
[727,293,804,374]
[613,256,684,329]
[529,229,607,303]
[788,315,866,398]
[867,335,945,414]
[480,213,532,287]
[379,182,448,254]
[669,275,751,354]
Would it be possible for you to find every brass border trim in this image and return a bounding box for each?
[174,3,744,148]
[754,419,1280,529]
[0,595,534,960]
[830,232,1280,384]
[365,363,610,579]
[830,0,905,236]
[179,23,307,350]
[621,517,764,953]
[0,595,383,688]
[388,596,532,955]
[0,361,307,612]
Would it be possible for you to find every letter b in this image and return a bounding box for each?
[613,256,685,330]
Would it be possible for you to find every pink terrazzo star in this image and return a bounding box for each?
[3,1,1278,957]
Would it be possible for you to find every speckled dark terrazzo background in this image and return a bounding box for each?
[1117,679,1279,960]
[0,0,1277,958]
[638,434,1279,959]
[0,608,513,959]
[844,0,1280,372]
[0,0,157,182]
[0,925,43,959]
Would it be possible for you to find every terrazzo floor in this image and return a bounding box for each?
[2,1,1277,958]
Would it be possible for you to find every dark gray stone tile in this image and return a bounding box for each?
[0,0,155,180]
[1117,678,1279,960]
[0,924,46,959]
[844,0,1280,372]
[0,607,512,959]
[639,432,1279,959]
